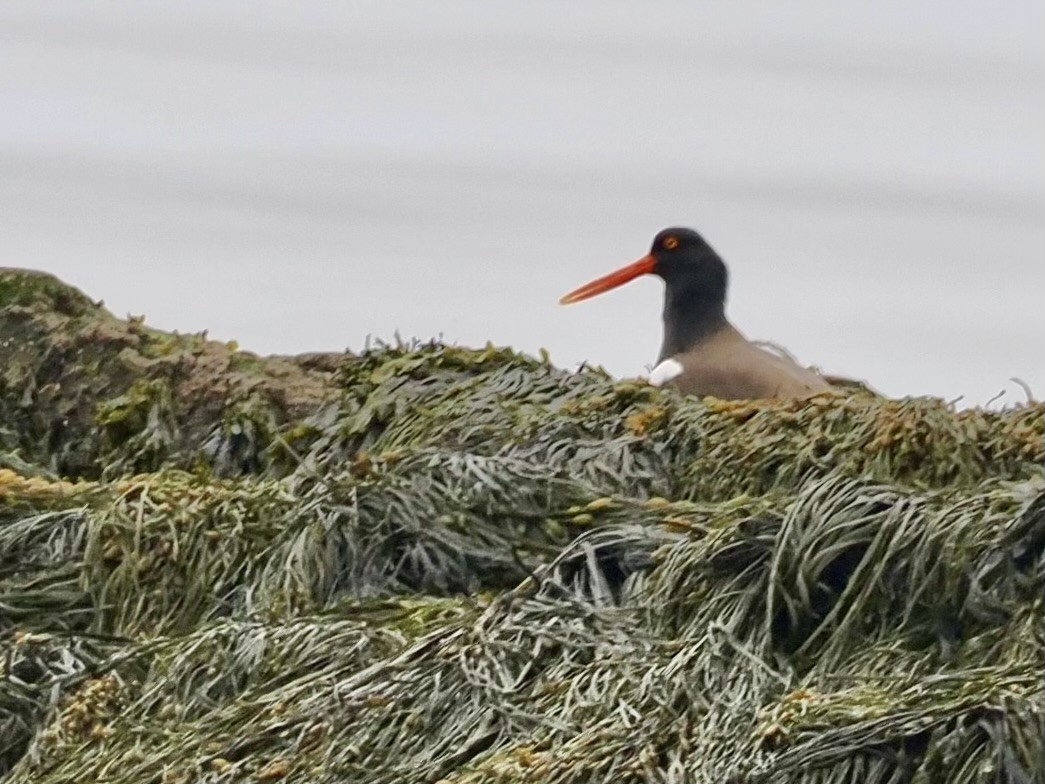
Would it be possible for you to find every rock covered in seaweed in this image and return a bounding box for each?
[0,268,1042,783]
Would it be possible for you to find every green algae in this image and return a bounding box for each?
[0,271,1042,783]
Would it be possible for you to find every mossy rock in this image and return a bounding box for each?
[0,268,1042,783]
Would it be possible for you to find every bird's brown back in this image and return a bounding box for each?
[668,325,833,400]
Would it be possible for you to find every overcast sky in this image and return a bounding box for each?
[2,1,1042,406]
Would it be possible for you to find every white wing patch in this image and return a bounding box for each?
[648,358,684,387]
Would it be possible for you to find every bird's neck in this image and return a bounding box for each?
[659,285,727,361]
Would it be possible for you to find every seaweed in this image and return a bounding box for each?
[0,269,1042,782]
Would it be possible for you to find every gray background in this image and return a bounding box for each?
[2,1,1042,405]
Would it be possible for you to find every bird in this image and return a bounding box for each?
[559,227,835,400]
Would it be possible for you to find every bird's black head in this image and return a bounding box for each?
[648,227,728,304]
[559,226,729,307]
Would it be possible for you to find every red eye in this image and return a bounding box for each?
[664,236,679,250]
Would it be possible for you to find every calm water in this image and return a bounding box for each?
[2,1,1042,405]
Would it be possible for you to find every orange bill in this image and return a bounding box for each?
[559,254,656,305]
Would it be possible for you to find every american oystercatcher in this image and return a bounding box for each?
[560,227,834,400]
